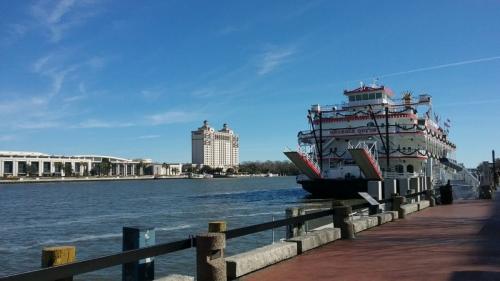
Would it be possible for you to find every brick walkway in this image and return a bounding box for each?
[242,195,500,281]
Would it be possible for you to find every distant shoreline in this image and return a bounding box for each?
[0,174,291,184]
[0,175,183,184]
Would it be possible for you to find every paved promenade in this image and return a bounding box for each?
[243,195,500,281]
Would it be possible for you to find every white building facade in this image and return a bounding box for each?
[0,151,151,177]
[191,121,239,169]
[152,163,183,176]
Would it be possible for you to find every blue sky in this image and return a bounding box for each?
[0,0,499,167]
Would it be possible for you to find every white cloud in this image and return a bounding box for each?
[86,56,106,69]
[0,23,28,46]
[31,53,79,97]
[32,54,53,73]
[30,0,102,42]
[1,51,105,131]
[257,47,296,75]
[31,52,106,98]
[0,95,85,130]
[0,96,48,115]
[217,23,251,36]
[50,68,71,96]
[16,121,61,129]
[283,0,324,19]
[141,90,162,99]
[437,98,500,108]
[148,111,201,125]
[63,95,86,102]
[0,53,106,131]
[9,23,28,37]
[48,0,76,24]
[218,26,240,35]
[378,55,500,79]
[191,89,212,98]
[0,96,73,130]
[78,82,86,94]
[137,135,161,139]
[0,135,16,142]
[74,119,135,129]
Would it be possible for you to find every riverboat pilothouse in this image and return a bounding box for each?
[285,83,468,198]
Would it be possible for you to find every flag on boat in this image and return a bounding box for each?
[444,118,451,128]
[434,113,440,124]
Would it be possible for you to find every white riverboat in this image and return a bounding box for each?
[285,83,478,198]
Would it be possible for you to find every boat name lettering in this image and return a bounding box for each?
[329,127,378,136]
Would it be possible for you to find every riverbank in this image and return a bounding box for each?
[0,174,291,184]
[0,175,185,184]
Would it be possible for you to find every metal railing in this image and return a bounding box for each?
[454,166,480,188]
[384,171,425,179]
[296,146,321,174]
[0,189,436,281]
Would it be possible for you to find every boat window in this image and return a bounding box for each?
[349,96,355,102]
[376,92,382,99]
[395,164,404,173]
[367,122,375,127]
[369,93,375,99]
[356,95,362,101]
[407,165,414,173]
[362,93,368,100]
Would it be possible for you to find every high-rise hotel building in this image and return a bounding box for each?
[191,120,239,169]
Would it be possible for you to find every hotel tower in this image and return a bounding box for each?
[191,120,239,169]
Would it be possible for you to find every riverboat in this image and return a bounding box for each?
[284,83,466,198]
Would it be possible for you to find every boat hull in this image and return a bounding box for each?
[298,178,368,199]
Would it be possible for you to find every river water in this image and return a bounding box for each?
[0,177,322,280]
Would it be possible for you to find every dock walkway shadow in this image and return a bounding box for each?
[449,271,500,281]
[449,190,500,281]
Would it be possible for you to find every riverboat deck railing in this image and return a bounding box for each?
[453,166,481,187]
[384,171,425,179]
[0,189,436,281]
[320,96,430,114]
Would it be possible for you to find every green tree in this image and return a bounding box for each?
[238,160,299,176]
[136,161,146,176]
[82,162,89,176]
[162,163,170,175]
[183,166,195,173]
[54,162,63,175]
[100,158,111,176]
[64,163,73,177]
[200,165,213,174]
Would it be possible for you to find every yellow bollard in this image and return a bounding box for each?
[208,221,227,233]
[41,246,76,281]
